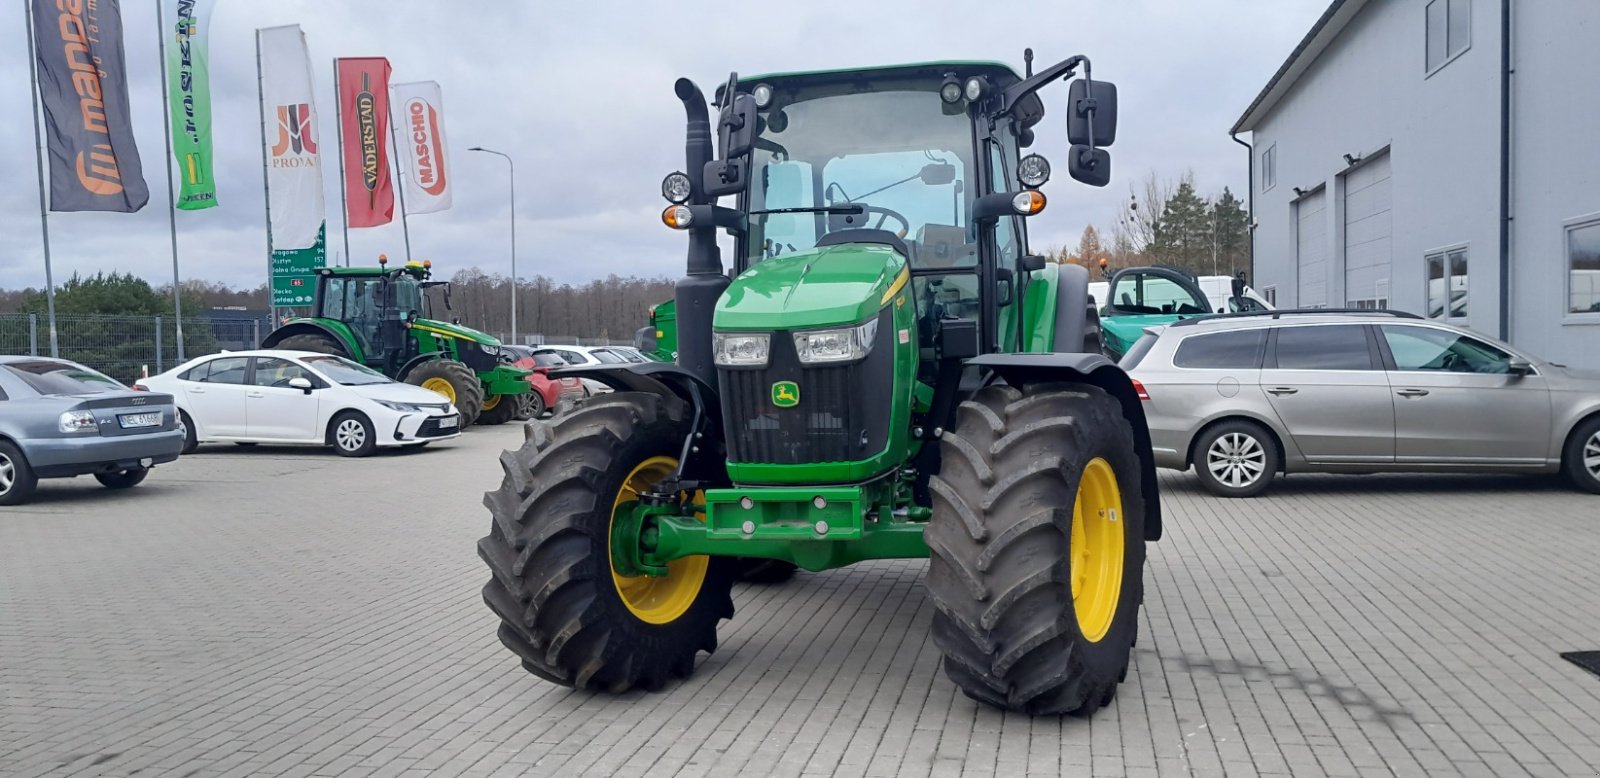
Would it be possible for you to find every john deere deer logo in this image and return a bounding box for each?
[771,381,800,408]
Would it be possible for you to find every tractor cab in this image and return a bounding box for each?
[311,260,436,368]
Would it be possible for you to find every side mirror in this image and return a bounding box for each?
[1067,79,1117,147]
[1068,146,1112,187]
[288,376,314,393]
[1021,255,1047,273]
[703,83,757,197]
[1508,358,1534,376]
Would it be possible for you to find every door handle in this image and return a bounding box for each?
[189,387,205,394]
[1396,388,1430,398]
[1266,387,1299,396]
[247,391,264,399]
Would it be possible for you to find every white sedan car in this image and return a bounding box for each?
[137,350,461,457]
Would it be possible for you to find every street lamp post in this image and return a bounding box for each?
[470,147,517,344]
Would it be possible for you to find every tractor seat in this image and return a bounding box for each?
[914,224,976,269]
[816,228,911,260]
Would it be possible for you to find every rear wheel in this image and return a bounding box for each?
[1563,416,1600,495]
[477,393,519,426]
[478,391,735,692]
[517,391,547,421]
[926,383,1146,716]
[273,332,348,358]
[1192,420,1278,498]
[95,468,149,489]
[0,442,39,506]
[406,360,484,427]
[177,409,198,455]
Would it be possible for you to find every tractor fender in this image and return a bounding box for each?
[260,321,360,357]
[552,362,725,482]
[395,353,446,383]
[1053,262,1100,354]
[965,353,1163,541]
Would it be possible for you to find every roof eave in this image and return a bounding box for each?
[1231,0,1371,135]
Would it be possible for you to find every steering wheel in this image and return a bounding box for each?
[1440,352,1467,372]
[855,205,911,237]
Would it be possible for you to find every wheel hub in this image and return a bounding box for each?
[1209,432,1265,488]
[1586,432,1600,478]
[609,456,708,625]
[1070,457,1125,643]
[421,377,456,404]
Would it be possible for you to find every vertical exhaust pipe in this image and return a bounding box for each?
[673,78,730,387]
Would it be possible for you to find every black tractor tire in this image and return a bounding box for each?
[731,559,800,584]
[1191,420,1279,498]
[926,383,1147,716]
[1563,416,1600,495]
[273,332,348,357]
[177,409,198,455]
[478,391,736,692]
[477,394,520,426]
[406,360,485,427]
[0,441,39,506]
[95,467,149,489]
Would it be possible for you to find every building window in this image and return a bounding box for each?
[1425,245,1469,320]
[1261,286,1278,307]
[1349,298,1390,311]
[1569,219,1600,317]
[1426,0,1471,74]
[1260,144,1277,192]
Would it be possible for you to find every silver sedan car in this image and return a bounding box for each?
[0,356,184,505]
[1124,312,1600,497]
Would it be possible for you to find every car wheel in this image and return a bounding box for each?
[0,441,39,506]
[1193,421,1278,498]
[95,468,149,489]
[330,412,377,458]
[1563,416,1600,495]
[177,410,198,455]
[525,391,547,419]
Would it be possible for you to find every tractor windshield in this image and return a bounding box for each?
[746,77,974,268]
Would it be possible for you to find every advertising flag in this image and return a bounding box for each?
[258,25,326,250]
[29,0,149,212]
[167,0,218,210]
[337,58,396,228]
[391,81,452,214]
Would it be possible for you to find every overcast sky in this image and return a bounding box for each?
[0,1,1328,293]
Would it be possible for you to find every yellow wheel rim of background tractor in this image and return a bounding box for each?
[481,394,501,411]
[1070,457,1126,643]
[609,456,709,625]
[421,377,456,404]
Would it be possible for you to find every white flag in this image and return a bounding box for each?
[257,25,325,249]
[391,81,452,214]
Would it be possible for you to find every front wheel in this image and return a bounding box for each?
[477,393,519,426]
[95,468,149,489]
[330,412,377,457]
[926,383,1147,716]
[478,391,735,692]
[0,442,39,506]
[406,360,485,427]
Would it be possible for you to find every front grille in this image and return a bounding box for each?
[719,311,894,465]
[415,415,459,437]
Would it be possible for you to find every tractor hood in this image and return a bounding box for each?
[715,244,909,331]
[409,318,501,347]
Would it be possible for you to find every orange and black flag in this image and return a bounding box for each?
[29,0,149,213]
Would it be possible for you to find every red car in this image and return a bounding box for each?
[506,347,587,419]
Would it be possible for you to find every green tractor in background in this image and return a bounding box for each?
[478,54,1163,715]
[262,258,531,427]
[634,298,678,362]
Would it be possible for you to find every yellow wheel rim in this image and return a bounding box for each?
[421,377,456,404]
[1071,457,1126,643]
[481,394,501,411]
[609,456,709,625]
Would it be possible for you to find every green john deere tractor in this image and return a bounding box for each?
[634,298,678,362]
[478,54,1163,715]
[261,259,530,426]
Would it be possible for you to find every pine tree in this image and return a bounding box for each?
[1149,180,1213,273]
[1212,187,1250,277]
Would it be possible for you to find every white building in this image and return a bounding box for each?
[1232,0,1600,368]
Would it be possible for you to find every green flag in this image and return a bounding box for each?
[167,0,218,210]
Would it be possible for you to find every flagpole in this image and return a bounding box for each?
[256,29,278,325]
[386,91,414,263]
[22,0,58,357]
[156,1,185,361]
[334,59,351,267]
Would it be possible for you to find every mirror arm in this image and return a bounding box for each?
[998,55,1087,119]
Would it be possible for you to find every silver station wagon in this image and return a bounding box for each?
[1123,311,1600,497]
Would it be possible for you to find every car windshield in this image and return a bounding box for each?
[4,360,124,395]
[1110,274,1210,315]
[302,355,392,386]
[590,350,626,365]
[747,76,974,266]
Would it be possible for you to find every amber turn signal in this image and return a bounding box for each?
[662,205,694,229]
[1011,190,1046,216]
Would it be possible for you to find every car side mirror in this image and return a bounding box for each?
[288,376,314,393]
[1508,358,1533,377]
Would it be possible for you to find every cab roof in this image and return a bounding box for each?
[724,60,1023,102]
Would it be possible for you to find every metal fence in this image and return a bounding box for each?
[505,334,628,347]
[0,313,269,383]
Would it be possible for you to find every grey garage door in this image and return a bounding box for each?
[1296,189,1328,308]
[1343,153,1392,308]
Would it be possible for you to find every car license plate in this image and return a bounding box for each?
[119,412,162,429]
[437,415,458,429]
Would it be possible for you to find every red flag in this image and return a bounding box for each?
[337,57,394,228]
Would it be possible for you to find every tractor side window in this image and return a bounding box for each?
[755,160,817,260]
[323,278,347,320]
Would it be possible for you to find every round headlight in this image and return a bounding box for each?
[662,205,694,229]
[964,77,986,102]
[1011,190,1047,216]
[1018,154,1052,189]
[751,83,774,109]
[661,171,692,204]
[940,81,963,104]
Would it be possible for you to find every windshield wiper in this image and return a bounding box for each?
[749,204,864,216]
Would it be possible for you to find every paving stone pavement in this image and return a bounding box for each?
[3,424,1599,777]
